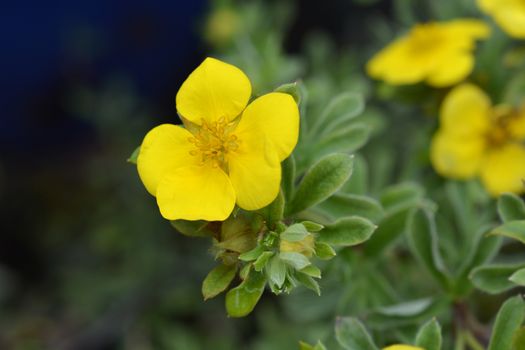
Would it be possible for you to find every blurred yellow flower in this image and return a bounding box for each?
[383,345,424,350]
[366,19,490,87]
[431,83,525,196]
[205,8,239,47]
[137,57,299,221]
[478,0,525,39]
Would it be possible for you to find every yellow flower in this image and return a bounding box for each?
[383,346,424,350]
[478,0,525,39]
[431,83,525,196]
[137,57,299,221]
[366,19,490,87]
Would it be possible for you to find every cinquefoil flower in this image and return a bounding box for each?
[137,58,299,221]
[431,83,525,195]
[478,0,525,39]
[367,20,490,87]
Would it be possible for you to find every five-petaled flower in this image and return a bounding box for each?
[431,83,525,195]
[137,57,299,221]
[478,0,525,39]
[366,19,490,87]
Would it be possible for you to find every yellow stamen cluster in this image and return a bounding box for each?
[188,118,239,168]
[487,106,523,147]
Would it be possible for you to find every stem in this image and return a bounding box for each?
[464,331,485,350]
[454,330,465,350]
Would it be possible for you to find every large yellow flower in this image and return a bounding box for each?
[366,19,490,87]
[478,0,525,39]
[431,83,525,196]
[137,57,299,221]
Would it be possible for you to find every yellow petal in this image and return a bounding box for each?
[235,92,299,161]
[496,8,525,38]
[478,0,525,38]
[228,138,281,211]
[427,52,474,87]
[366,37,432,85]
[137,124,197,196]
[445,19,491,42]
[508,108,525,139]
[383,346,424,350]
[156,165,236,221]
[176,57,251,125]
[439,84,491,136]
[430,131,486,179]
[480,143,525,196]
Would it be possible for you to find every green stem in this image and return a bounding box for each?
[464,331,485,350]
[454,330,465,350]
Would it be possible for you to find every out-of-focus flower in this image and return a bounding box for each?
[137,57,299,221]
[366,20,490,87]
[205,7,239,48]
[383,346,424,350]
[431,83,525,195]
[478,0,525,39]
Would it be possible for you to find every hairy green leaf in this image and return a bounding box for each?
[335,317,379,350]
[406,208,449,288]
[498,193,525,222]
[318,216,377,246]
[281,223,309,242]
[202,264,237,300]
[491,220,525,244]
[415,318,442,350]
[288,153,354,214]
[470,263,525,294]
[225,271,266,318]
[488,296,525,350]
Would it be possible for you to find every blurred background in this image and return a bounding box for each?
[0,0,493,349]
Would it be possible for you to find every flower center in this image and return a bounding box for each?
[486,105,523,147]
[188,118,239,168]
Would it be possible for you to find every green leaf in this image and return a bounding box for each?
[253,251,274,271]
[296,272,321,295]
[281,223,309,242]
[314,242,336,260]
[407,208,449,288]
[367,298,448,329]
[491,220,525,244]
[488,296,525,350]
[470,263,525,294]
[380,182,424,213]
[335,317,379,350]
[274,81,302,104]
[225,271,266,318]
[364,206,413,256]
[312,123,370,160]
[280,252,311,270]
[341,153,368,195]
[302,221,324,232]
[238,246,265,262]
[267,255,287,287]
[319,193,384,223]
[288,153,354,215]
[300,265,321,278]
[510,268,525,286]
[282,155,296,202]
[127,146,140,164]
[171,220,214,237]
[513,327,525,350]
[415,318,442,350]
[317,216,377,246]
[261,190,285,229]
[202,264,237,300]
[498,193,525,222]
[314,92,365,136]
